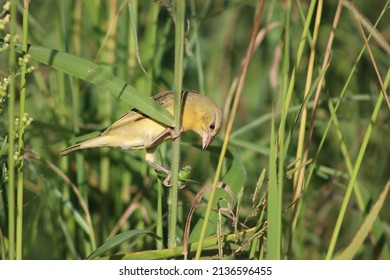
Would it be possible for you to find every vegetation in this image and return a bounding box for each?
[0,0,389,260]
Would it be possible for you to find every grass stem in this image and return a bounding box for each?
[15,0,30,260]
[168,0,185,249]
[6,0,17,261]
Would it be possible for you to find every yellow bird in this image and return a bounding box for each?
[60,91,222,184]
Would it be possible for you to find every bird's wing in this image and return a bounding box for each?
[101,110,143,136]
[101,92,175,136]
[151,91,175,107]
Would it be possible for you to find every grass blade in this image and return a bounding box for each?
[87,230,154,260]
[335,180,390,260]
[326,69,390,259]
[11,43,174,126]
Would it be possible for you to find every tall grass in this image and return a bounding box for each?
[6,0,16,260]
[0,0,389,260]
[168,0,185,248]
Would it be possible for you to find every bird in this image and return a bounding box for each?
[60,91,222,185]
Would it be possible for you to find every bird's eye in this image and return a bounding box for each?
[209,123,215,130]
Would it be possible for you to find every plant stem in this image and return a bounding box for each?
[56,0,78,257]
[168,0,185,249]
[15,0,30,260]
[7,0,17,261]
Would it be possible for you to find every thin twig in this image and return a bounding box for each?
[349,0,390,111]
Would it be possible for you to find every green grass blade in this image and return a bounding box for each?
[104,228,256,260]
[188,148,246,243]
[11,43,174,126]
[267,110,280,259]
[326,69,390,259]
[51,186,90,234]
[87,230,154,260]
[335,180,390,260]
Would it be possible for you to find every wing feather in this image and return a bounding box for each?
[102,91,175,136]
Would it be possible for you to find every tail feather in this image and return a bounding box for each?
[60,136,111,156]
[59,143,83,156]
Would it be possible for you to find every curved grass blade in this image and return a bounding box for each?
[187,147,246,244]
[86,230,154,260]
[12,42,174,126]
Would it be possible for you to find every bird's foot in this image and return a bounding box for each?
[162,173,172,187]
[147,160,172,187]
[154,166,191,189]
[147,158,191,188]
[168,127,184,140]
[149,127,184,147]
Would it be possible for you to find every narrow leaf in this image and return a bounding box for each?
[335,180,390,260]
[188,147,245,243]
[87,230,154,260]
[15,42,174,126]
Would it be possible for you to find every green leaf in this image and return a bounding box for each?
[86,230,154,260]
[267,111,280,260]
[335,181,390,260]
[188,147,246,242]
[50,186,90,234]
[15,42,174,126]
[221,148,247,195]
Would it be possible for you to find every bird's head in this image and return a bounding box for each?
[181,92,222,149]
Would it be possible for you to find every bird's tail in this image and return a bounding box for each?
[60,136,110,156]
[59,143,83,156]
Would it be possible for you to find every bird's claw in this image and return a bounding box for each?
[161,174,186,189]
[169,127,184,140]
[162,173,173,187]
[154,165,191,189]
[154,169,174,187]
[157,169,188,189]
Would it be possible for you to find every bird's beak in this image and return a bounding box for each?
[202,132,214,149]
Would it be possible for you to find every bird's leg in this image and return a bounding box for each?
[148,126,184,147]
[169,127,184,139]
[145,149,172,187]
[145,127,184,187]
